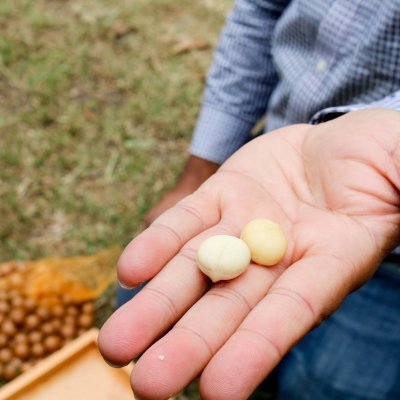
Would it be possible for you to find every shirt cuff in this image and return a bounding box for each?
[310,90,400,124]
[190,106,254,164]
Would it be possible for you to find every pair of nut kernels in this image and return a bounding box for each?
[197,219,287,282]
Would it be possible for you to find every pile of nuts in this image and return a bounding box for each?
[0,262,95,382]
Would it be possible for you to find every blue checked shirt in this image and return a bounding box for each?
[190,0,400,164]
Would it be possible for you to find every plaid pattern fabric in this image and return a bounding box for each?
[190,0,400,164]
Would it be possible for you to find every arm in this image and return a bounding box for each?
[145,0,290,224]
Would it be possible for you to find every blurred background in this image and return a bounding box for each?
[0,1,236,397]
[0,0,231,261]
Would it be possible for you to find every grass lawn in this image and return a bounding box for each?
[0,0,231,261]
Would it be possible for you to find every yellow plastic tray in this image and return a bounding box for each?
[0,329,135,400]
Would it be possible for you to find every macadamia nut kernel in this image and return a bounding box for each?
[197,235,251,282]
[241,219,287,266]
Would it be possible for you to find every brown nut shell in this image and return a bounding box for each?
[44,335,62,352]
[14,343,30,360]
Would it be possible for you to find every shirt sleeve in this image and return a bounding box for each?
[190,0,290,164]
[310,90,400,125]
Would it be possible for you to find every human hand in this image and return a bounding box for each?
[99,109,400,399]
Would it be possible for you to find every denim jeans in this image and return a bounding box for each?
[116,282,147,308]
[278,260,400,400]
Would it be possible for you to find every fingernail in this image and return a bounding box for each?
[103,358,124,368]
[118,280,137,290]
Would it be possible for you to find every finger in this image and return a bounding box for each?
[99,248,207,366]
[129,263,284,400]
[99,219,248,367]
[118,190,220,287]
[199,254,356,400]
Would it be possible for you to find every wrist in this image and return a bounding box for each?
[181,155,220,185]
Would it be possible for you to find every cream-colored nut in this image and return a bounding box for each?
[197,235,251,282]
[241,219,287,266]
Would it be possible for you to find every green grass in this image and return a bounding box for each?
[0,0,232,260]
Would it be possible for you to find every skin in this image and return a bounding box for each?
[144,155,219,226]
[99,109,400,400]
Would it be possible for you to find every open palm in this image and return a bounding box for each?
[99,109,400,400]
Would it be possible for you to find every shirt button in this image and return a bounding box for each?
[315,58,328,73]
